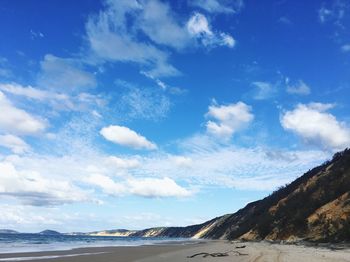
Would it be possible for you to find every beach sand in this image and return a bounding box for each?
[1,241,350,262]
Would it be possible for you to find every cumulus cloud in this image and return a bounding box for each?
[286,79,311,95]
[281,103,350,151]
[38,54,96,91]
[100,125,157,150]
[205,101,254,140]
[0,135,30,154]
[187,13,235,48]
[0,91,46,135]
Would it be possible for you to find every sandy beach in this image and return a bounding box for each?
[1,241,350,262]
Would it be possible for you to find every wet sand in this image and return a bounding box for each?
[1,241,350,262]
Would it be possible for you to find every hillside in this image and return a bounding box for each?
[199,148,350,242]
[90,149,350,242]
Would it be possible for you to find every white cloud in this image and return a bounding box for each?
[86,174,192,198]
[138,0,191,50]
[86,0,180,78]
[106,156,140,169]
[187,13,213,36]
[0,91,46,135]
[252,81,277,100]
[0,83,105,113]
[86,0,236,78]
[128,177,192,198]
[205,101,254,140]
[0,205,61,228]
[187,13,235,48]
[38,54,96,91]
[318,1,347,24]
[0,161,88,206]
[116,81,171,120]
[30,30,44,39]
[189,0,244,14]
[0,135,30,154]
[100,125,157,150]
[318,6,333,23]
[341,44,350,52]
[136,139,329,191]
[281,103,350,151]
[220,33,236,47]
[0,132,330,207]
[0,83,69,102]
[171,156,193,168]
[0,57,12,78]
[286,80,311,95]
[85,173,126,196]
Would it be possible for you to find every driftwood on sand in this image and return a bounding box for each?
[187,250,248,258]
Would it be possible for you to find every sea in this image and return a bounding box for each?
[0,233,190,254]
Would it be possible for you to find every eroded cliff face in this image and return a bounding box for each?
[90,149,350,242]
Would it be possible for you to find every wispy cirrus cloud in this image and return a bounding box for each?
[86,0,235,77]
[286,79,311,95]
[189,0,244,14]
[318,0,348,25]
[38,54,96,92]
[115,80,171,121]
[0,83,106,114]
[251,81,278,100]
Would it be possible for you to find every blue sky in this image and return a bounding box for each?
[0,0,350,232]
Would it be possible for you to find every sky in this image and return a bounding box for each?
[0,0,350,233]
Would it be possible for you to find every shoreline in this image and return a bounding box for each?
[0,242,205,262]
[0,237,201,255]
[0,240,350,262]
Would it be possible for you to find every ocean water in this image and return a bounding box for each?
[0,233,190,254]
